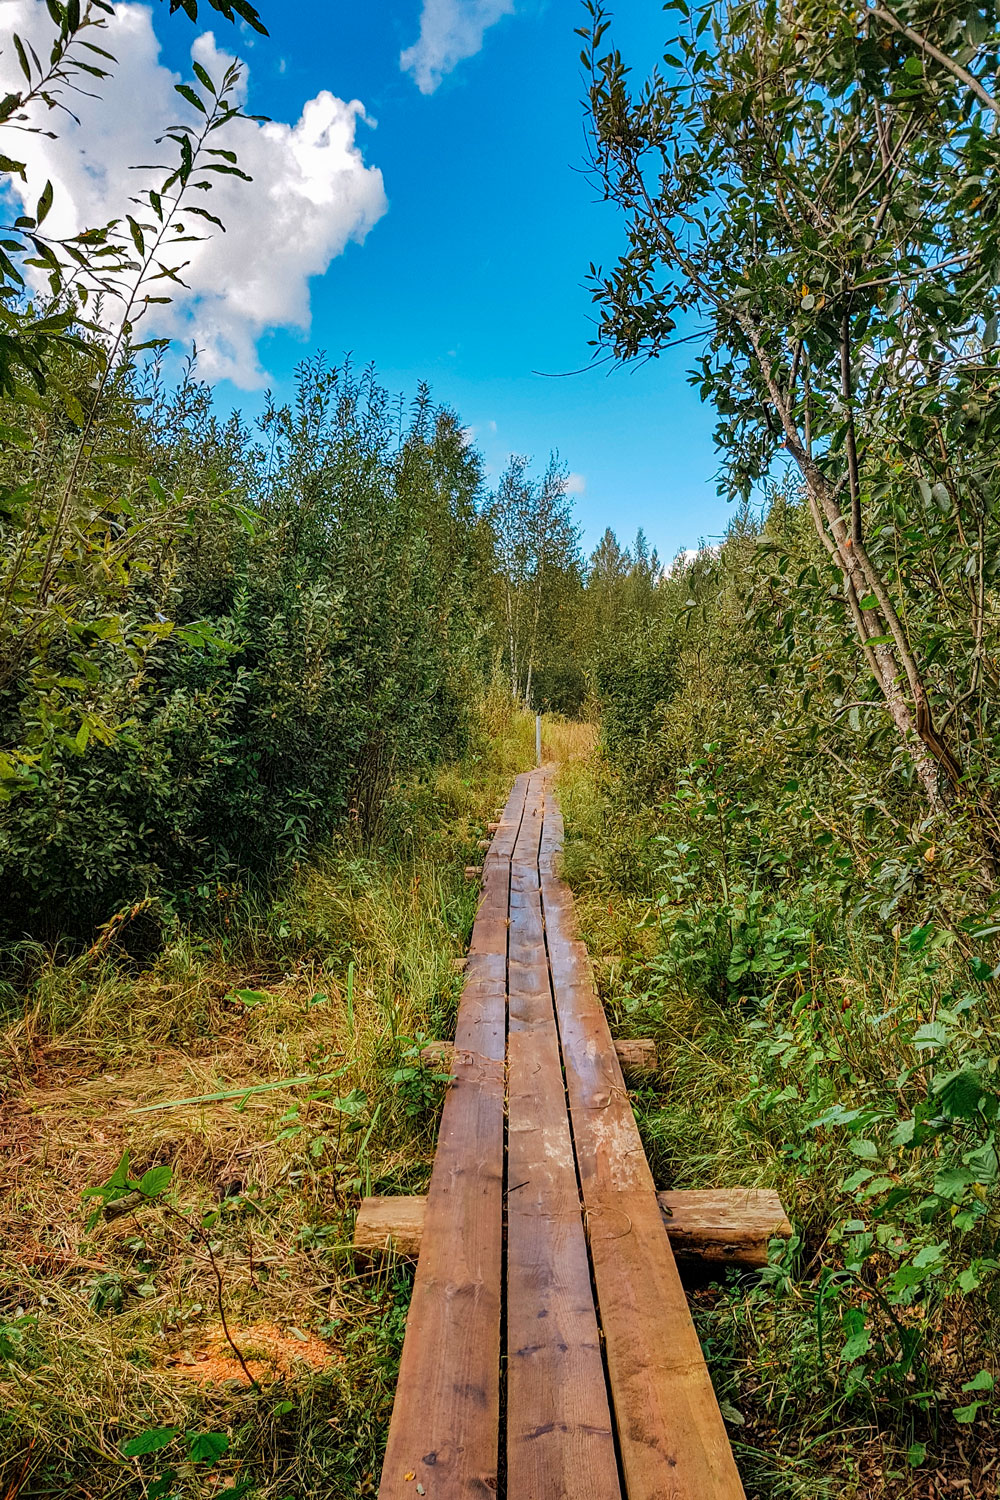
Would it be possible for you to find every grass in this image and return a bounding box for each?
[554,744,1000,1500]
[0,695,536,1498]
[9,703,998,1499]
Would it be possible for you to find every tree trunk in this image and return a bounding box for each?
[741,318,960,811]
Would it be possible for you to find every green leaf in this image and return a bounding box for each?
[932,1165,976,1201]
[121,1427,177,1456]
[35,179,53,226]
[840,1307,870,1363]
[912,1021,948,1051]
[82,1150,132,1198]
[187,1430,230,1463]
[175,82,207,113]
[953,1400,985,1423]
[137,1165,173,1198]
[126,215,145,256]
[0,152,27,179]
[962,1370,994,1393]
[191,60,217,94]
[935,1067,997,1120]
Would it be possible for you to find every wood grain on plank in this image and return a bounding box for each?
[377,774,528,1500]
[506,773,621,1499]
[540,795,747,1500]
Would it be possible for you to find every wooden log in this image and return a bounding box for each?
[449,956,467,973]
[614,1037,658,1077]
[463,864,483,881]
[477,838,491,850]
[418,1040,455,1070]
[419,1036,658,1077]
[355,1195,426,1257]
[354,1188,790,1268]
[657,1188,791,1268]
[487,821,500,833]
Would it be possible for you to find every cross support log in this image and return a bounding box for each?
[419,1035,658,1077]
[354,1188,790,1268]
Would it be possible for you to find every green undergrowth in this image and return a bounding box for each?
[557,749,1000,1500]
[0,697,535,1498]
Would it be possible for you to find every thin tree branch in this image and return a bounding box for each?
[868,3,1000,117]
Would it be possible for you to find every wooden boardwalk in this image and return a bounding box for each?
[378,770,747,1500]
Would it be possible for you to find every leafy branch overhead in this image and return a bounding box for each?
[583,0,1000,820]
[0,0,264,395]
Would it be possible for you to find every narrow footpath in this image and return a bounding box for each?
[377,769,747,1500]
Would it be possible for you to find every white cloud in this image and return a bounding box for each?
[566,472,586,495]
[0,1,387,386]
[401,0,514,94]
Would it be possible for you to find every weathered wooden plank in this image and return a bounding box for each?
[354,1188,790,1268]
[466,771,529,959]
[540,797,747,1500]
[377,774,529,1500]
[506,773,621,1499]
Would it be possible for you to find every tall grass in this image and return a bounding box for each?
[555,747,1000,1500]
[0,697,535,1497]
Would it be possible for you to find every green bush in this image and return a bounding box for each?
[0,361,495,943]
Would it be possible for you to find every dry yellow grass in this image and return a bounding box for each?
[540,713,597,766]
[0,699,541,1496]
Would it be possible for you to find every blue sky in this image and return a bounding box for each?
[136,4,734,557]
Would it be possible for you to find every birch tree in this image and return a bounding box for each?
[582,0,1000,829]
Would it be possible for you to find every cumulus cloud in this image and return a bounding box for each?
[0,1,387,385]
[566,472,586,495]
[401,0,514,94]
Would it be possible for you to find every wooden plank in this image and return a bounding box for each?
[506,772,621,1499]
[466,771,529,960]
[377,774,529,1500]
[540,796,747,1500]
[354,1188,791,1268]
